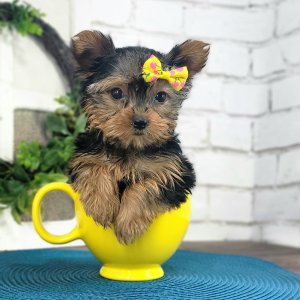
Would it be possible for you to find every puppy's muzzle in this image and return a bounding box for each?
[132,116,148,130]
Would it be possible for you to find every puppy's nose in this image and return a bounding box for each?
[132,116,148,130]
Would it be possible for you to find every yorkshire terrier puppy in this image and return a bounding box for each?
[69,30,209,244]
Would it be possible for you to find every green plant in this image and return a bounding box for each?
[0,88,86,223]
[0,0,44,36]
[0,0,83,223]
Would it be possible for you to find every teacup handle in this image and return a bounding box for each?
[32,182,81,244]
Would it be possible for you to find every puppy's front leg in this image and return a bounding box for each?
[114,179,169,244]
[71,165,120,228]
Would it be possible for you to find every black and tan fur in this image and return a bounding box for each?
[69,30,209,244]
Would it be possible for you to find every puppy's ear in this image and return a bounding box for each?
[166,40,209,78]
[71,30,115,71]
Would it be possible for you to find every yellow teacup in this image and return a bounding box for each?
[32,182,191,281]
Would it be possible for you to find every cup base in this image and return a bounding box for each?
[99,263,164,281]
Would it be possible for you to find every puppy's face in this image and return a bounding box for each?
[72,31,209,149]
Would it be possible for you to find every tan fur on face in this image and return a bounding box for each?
[101,107,173,149]
[87,76,130,94]
[84,77,180,149]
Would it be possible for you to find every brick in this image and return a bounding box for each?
[254,155,277,186]
[272,76,300,111]
[185,223,226,241]
[250,0,277,4]
[252,43,285,77]
[181,148,198,167]
[210,189,253,222]
[280,33,300,65]
[184,7,274,42]
[262,224,300,248]
[223,83,268,116]
[278,149,300,185]
[13,35,67,95]
[207,43,250,77]
[28,0,71,41]
[110,32,140,48]
[209,0,249,7]
[277,0,300,36]
[70,0,92,35]
[91,0,132,27]
[139,35,176,53]
[185,222,257,241]
[12,89,60,111]
[210,116,252,151]
[182,77,222,111]
[135,0,183,34]
[0,84,13,161]
[255,187,300,222]
[191,187,208,221]
[254,111,300,150]
[0,31,13,84]
[194,151,254,187]
[14,110,48,153]
[177,112,207,148]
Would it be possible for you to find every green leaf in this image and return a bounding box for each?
[11,207,21,224]
[0,195,15,205]
[11,164,31,182]
[33,172,68,187]
[16,193,26,213]
[1,0,44,36]
[74,114,87,135]
[0,84,81,223]
[0,206,7,212]
[0,159,13,179]
[16,141,41,171]
[40,148,61,172]
[6,179,26,196]
[46,113,70,135]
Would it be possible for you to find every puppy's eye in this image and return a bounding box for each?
[111,88,123,100]
[155,91,167,103]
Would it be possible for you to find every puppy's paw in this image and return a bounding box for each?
[82,195,120,228]
[114,214,149,244]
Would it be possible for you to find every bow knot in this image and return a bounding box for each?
[142,55,188,91]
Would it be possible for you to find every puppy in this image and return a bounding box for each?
[69,30,209,244]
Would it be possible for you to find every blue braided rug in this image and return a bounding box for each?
[0,249,299,300]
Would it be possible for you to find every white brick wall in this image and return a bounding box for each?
[135,0,183,34]
[194,152,254,188]
[271,76,300,111]
[182,77,223,111]
[1,0,300,250]
[223,83,269,116]
[278,149,300,185]
[254,111,300,151]
[252,43,285,77]
[184,7,274,42]
[254,155,277,187]
[210,116,252,151]
[262,224,300,248]
[280,33,300,65]
[254,187,300,222]
[277,0,300,36]
[91,0,133,27]
[207,43,250,77]
[209,189,253,223]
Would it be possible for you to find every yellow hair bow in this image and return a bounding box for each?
[142,55,188,91]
